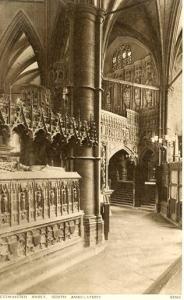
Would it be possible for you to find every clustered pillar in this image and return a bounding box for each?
[72,4,104,246]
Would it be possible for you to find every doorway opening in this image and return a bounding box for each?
[109,149,135,206]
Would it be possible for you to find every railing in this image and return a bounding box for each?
[0,166,83,266]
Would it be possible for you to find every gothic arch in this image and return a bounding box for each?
[108,144,136,163]
[0,10,45,89]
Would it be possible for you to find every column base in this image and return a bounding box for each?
[83,215,104,247]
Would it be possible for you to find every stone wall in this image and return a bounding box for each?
[167,74,182,136]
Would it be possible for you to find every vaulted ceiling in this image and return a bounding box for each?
[4,32,40,88]
[102,0,162,73]
[102,0,181,82]
[0,0,181,91]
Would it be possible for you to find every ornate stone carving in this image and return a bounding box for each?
[0,237,9,262]
[17,234,26,257]
[101,109,138,158]
[134,87,141,110]
[0,174,81,230]
[0,217,82,266]
[134,62,142,84]
[49,60,69,113]
[123,85,131,109]
[109,53,157,86]
[0,185,10,226]
[139,109,159,142]
[144,89,153,108]
[0,85,98,153]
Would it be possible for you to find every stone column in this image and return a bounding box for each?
[72,4,104,246]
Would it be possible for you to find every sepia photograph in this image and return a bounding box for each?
[0,0,182,297]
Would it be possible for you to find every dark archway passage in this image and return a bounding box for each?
[141,149,157,182]
[138,149,158,208]
[109,149,135,206]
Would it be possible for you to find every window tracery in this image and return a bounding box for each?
[112,44,132,71]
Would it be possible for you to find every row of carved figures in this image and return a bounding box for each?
[0,180,80,227]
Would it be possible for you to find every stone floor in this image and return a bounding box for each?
[160,262,182,294]
[24,206,182,295]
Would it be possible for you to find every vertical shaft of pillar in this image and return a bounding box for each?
[66,4,75,172]
[73,4,96,217]
[94,8,104,216]
[67,3,75,116]
[73,4,104,246]
[74,147,95,217]
[73,5,96,121]
[94,8,105,244]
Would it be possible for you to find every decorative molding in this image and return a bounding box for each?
[101,109,138,159]
[103,77,159,91]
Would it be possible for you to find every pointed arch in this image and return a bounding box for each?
[108,144,136,163]
[0,10,45,89]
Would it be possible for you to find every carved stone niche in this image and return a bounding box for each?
[144,89,153,108]
[49,60,69,113]
[124,65,133,82]
[134,60,142,84]
[134,87,141,111]
[143,55,156,86]
[123,85,131,109]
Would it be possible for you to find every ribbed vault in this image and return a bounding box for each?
[4,33,40,87]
